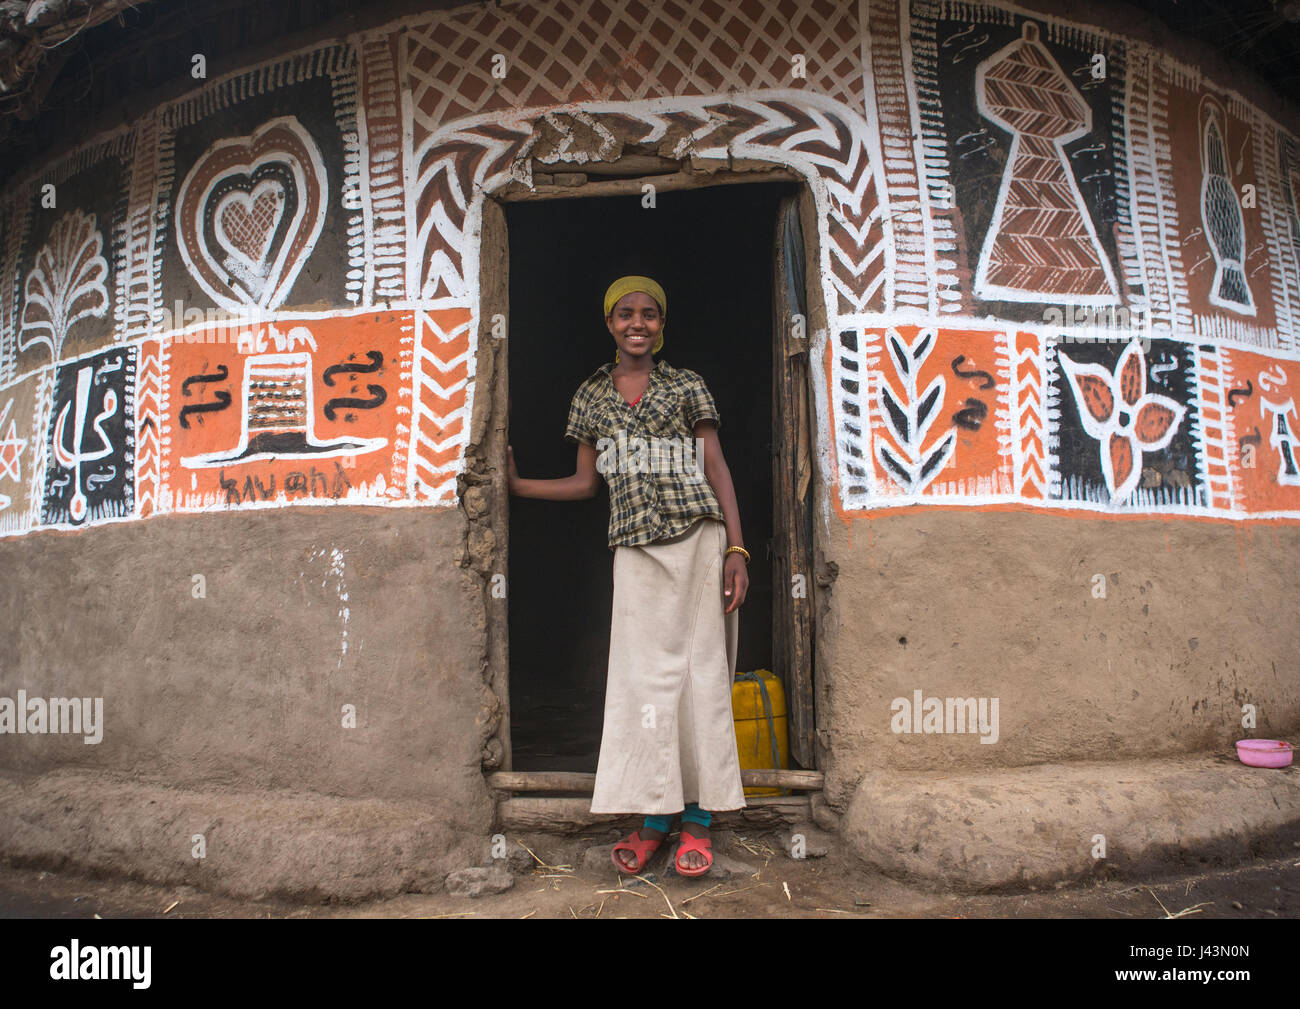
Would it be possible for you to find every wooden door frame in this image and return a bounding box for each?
[474,163,825,781]
[771,191,819,770]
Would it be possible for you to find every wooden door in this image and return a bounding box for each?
[770,193,816,768]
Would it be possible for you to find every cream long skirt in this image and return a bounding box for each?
[589,516,746,815]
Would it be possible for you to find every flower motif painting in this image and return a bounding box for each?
[1057,341,1187,504]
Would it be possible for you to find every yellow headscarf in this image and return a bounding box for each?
[604,275,666,363]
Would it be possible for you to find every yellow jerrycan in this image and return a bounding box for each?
[731,669,789,797]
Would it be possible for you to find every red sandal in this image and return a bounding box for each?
[674,831,713,877]
[611,830,665,874]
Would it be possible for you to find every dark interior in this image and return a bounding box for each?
[506,180,792,772]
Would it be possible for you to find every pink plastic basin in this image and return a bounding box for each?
[1235,739,1294,768]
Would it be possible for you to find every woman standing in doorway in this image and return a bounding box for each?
[507,275,750,877]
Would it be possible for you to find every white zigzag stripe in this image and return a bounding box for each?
[411,472,459,499]
[413,427,469,457]
[420,316,472,343]
[417,332,471,364]
[408,91,889,343]
[413,382,470,420]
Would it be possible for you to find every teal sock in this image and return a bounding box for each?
[681,803,712,827]
[643,814,672,834]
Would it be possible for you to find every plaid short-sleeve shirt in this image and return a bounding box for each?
[565,358,726,547]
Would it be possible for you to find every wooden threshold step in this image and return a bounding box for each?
[487,769,823,794]
[497,795,811,832]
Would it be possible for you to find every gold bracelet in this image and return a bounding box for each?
[724,545,750,564]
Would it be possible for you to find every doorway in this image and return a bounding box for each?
[503,179,799,775]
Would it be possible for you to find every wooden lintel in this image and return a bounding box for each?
[494,167,800,202]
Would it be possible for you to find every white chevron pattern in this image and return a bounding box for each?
[408,92,889,331]
[408,308,475,503]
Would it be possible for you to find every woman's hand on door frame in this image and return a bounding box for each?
[506,444,520,493]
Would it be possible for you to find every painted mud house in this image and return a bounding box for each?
[0,0,1298,898]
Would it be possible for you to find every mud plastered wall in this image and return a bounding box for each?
[0,0,1296,533]
[0,40,494,832]
[0,0,1297,799]
[825,0,1300,791]
[841,1,1300,518]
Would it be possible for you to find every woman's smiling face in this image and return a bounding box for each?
[606,291,663,359]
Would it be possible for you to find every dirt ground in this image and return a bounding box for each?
[3,827,1297,919]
